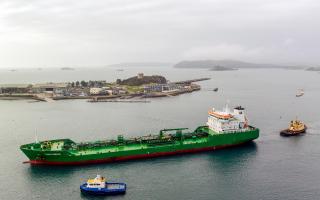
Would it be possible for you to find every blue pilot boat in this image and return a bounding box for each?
[80,175,126,195]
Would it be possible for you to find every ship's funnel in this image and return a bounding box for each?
[234,106,245,115]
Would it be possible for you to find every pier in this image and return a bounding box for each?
[172,78,210,84]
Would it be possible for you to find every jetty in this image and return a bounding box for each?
[172,78,210,84]
[34,94,55,102]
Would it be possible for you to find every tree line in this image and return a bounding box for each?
[69,80,106,88]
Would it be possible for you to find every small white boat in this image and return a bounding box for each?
[296,89,304,97]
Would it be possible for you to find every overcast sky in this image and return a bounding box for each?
[0,0,319,68]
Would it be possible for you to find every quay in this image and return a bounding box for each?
[88,99,150,103]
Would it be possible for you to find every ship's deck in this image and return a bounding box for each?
[71,137,209,156]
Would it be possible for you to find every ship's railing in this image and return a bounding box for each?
[215,126,257,134]
[159,128,189,132]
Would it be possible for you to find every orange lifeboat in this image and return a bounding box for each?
[208,110,233,119]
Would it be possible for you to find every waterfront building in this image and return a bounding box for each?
[32,83,68,94]
[0,84,32,94]
[143,83,183,93]
[90,87,107,95]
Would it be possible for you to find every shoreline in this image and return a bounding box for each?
[0,77,208,102]
[0,86,201,102]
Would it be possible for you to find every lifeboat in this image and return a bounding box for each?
[80,175,126,195]
[208,110,233,119]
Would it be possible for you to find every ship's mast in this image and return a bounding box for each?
[224,100,230,113]
[34,128,39,143]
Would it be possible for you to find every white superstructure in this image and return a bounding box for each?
[207,105,249,133]
[86,175,106,188]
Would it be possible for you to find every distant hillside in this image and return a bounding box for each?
[108,62,171,68]
[61,67,75,70]
[117,75,167,86]
[174,60,300,69]
[305,67,320,71]
[209,66,238,71]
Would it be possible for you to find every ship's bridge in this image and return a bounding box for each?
[207,106,248,133]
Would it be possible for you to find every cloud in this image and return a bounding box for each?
[0,0,320,67]
[182,44,263,61]
[283,38,295,46]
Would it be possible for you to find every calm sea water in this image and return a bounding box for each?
[0,67,320,200]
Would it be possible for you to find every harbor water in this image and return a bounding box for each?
[0,67,320,200]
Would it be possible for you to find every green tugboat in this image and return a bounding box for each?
[20,105,259,165]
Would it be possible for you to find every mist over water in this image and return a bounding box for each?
[0,67,320,200]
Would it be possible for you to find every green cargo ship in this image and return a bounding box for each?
[20,105,259,165]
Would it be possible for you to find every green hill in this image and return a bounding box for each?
[117,75,167,86]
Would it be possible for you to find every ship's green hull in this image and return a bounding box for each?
[20,126,259,165]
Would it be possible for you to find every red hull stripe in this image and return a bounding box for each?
[25,142,247,166]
